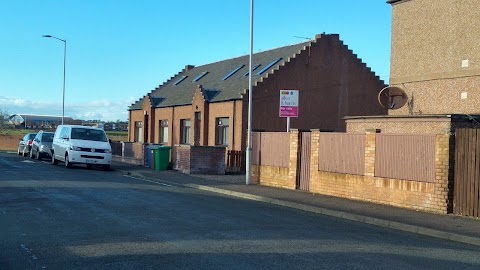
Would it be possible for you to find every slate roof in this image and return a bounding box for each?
[129,39,312,110]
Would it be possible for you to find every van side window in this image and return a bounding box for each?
[60,127,69,139]
[55,128,62,139]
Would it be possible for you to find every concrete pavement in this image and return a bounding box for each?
[111,160,480,247]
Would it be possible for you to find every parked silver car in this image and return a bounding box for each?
[17,133,37,157]
[30,131,54,160]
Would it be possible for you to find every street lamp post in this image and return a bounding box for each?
[245,0,254,185]
[42,35,66,125]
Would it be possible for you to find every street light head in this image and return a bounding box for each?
[42,35,52,38]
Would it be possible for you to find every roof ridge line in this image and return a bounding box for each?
[129,67,186,108]
[252,35,321,88]
[191,39,314,69]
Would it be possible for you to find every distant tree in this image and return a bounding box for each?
[0,107,10,132]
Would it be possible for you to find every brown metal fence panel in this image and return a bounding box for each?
[252,132,290,167]
[318,133,366,175]
[454,128,480,217]
[297,132,311,191]
[375,134,436,182]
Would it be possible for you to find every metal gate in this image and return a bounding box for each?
[296,132,311,191]
[454,128,480,217]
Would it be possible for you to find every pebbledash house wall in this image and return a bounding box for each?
[388,0,480,116]
[253,129,452,214]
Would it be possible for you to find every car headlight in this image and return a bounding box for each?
[70,146,82,151]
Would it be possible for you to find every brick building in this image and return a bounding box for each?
[128,33,386,160]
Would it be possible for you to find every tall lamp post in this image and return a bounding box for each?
[42,35,66,125]
[245,0,254,185]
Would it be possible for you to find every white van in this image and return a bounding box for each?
[51,125,112,170]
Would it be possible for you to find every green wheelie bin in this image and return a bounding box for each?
[154,146,171,170]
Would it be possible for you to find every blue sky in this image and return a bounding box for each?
[0,0,392,121]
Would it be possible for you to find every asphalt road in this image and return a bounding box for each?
[0,151,479,270]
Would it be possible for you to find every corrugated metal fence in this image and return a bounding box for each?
[318,133,366,175]
[375,134,436,182]
[297,132,311,191]
[252,132,290,167]
[454,128,480,217]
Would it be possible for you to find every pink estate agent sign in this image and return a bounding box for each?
[279,90,299,117]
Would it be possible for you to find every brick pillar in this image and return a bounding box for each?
[289,129,299,188]
[364,131,376,177]
[434,134,451,214]
[310,130,320,191]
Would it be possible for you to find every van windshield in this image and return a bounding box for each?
[71,128,108,142]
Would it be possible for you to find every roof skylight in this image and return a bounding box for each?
[243,64,261,76]
[222,65,245,81]
[256,58,282,75]
[174,76,188,85]
[193,72,209,82]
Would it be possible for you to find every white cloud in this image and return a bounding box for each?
[0,96,136,122]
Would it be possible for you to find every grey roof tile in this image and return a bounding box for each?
[129,40,311,110]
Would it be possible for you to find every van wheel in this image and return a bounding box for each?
[52,152,58,165]
[65,154,72,168]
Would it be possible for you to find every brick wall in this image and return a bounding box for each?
[252,34,386,133]
[176,145,191,173]
[252,165,293,189]
[250,130,298,189]
[176,145,226,175]
[309,130,451,214]
[251,129,453,214]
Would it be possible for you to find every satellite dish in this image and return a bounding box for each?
[378,86,408,110]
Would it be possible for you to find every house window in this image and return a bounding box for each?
[134,121,143,142]
[216,117,229,146]
[159,120,168,144]
[180,119,191,144]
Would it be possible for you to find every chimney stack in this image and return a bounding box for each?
[315,32,326,40]
[184,65,195,72]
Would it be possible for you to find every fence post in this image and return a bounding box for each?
[289,129,299,188]
[310,129,320,191]
[435,134,452,214]
[364,131,376,177]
